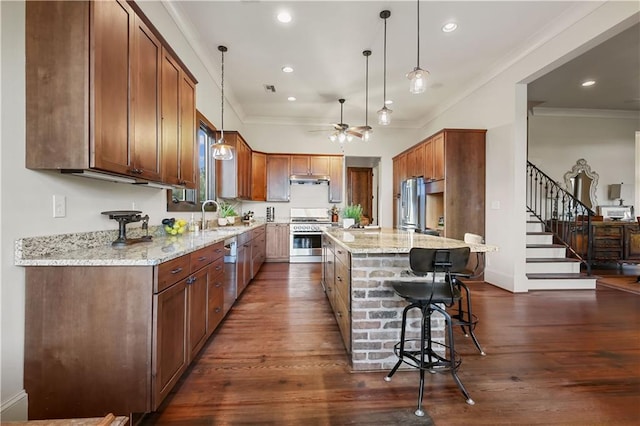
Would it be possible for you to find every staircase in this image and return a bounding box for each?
[526,215,596,290]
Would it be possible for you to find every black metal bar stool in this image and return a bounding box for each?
[384,247,475,417]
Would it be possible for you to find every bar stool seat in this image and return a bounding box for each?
[385,248,475,417]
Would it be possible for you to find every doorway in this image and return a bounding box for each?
[345,157,380,226]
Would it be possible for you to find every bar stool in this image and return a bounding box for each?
[384,248,475,417]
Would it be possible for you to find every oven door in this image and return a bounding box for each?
[290,232,323,262]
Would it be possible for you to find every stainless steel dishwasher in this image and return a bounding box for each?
[223,237,238,316]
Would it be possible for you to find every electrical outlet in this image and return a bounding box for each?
[53,195,66,218]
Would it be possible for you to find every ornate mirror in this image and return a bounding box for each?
[563,158,599,211]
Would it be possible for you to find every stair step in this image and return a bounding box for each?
[526,273,597,290]
[526,221,544,232]
[526,244,566,258]
[526,232,553,244]
[526,257,581,273]
[526,257,580,263]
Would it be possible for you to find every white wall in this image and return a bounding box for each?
[529,113,639,211]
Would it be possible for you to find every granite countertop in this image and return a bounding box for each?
[15,222,265,267]
[324,228,498,254]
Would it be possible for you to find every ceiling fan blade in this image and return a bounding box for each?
[347,130,363,138]
[349,125,371,132]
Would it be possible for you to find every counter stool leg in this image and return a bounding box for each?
[385,303,413,382]
[457,280,486,356]
[415,307,429,417]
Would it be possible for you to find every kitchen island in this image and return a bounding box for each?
[321,227,497,371]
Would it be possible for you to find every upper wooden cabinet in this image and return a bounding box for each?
[291,155,331,176]
[162,50,197,188]
[215,131,252,200]
[25,0,197,186]
[266,155,291,202]
[251,152,267,201]
[406,144,425,179]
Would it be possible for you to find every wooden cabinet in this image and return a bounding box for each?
[162,50,197,188]
[321,235,351,352]
[24,241,225,419]
[291,155,331,176]
[237,231,252,295]
[406,144,425,179]
[329,156,344,203]
[267,155,291,202]
[251,225,267,278]
[216,131,252,199]
[624,225,640,261]
[392,129,486,239]
[266,223,290,262]
[251,152,267,201]
[593,224,625,261]
[26,1,197,185]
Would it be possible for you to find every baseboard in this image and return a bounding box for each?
[0,390,28,422]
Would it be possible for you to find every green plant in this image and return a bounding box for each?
[342,204,363,222]
[218,202,238,218]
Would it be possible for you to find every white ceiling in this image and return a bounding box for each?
[167,1,639,130]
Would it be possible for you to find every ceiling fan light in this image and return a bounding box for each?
[212,139,234,161]
[377,106,392,126]
[362,129,372,142]
[346,133,354,142]
[329,133,337,142]
[338,132,347,143]
[408,67,429,94]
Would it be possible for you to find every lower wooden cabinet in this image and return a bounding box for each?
[321,235,351,352]
[265,223,290,262]
[23,240,232,420]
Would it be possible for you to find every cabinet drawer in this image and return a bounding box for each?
[207,277,225,334]
[594,226,623,237]
[157,255,191,293]
[334,246,350,267]
[252,225,266,240]
[210,256,224,277]
[334,261,351,302]
[333,289,351,352]
[210,241,225,261]
[190,245,217,272]
[594,238,623,248]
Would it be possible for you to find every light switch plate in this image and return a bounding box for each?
[53,195,66,218]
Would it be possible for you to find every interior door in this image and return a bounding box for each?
[347,167,373,224]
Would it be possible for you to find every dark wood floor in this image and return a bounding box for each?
[142,263,640,425]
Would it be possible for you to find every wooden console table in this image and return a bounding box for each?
[570,221,640,265]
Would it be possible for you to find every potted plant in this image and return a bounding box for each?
[342,204,363,228]
[218,202,238,226]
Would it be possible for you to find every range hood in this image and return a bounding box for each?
[289,174,330,184]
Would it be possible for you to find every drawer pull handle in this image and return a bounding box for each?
[215,307,221,313]
[171,267,183,275]
[215,282,222,288]
[198,256,207,261]
[216,265,222,271]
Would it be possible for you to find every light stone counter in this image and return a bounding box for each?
[322,227,498,372]
[15,222,265,267]
[324,227,498,254]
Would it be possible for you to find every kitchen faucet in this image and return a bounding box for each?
[201,199,220,230]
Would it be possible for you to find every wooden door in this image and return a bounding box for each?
[153,279,188,409]
[347,167,373,224]
[266,155,290,202]
[131,15,162,181]
[179,73,197,188]
[251,152,267,201]
[92,0,134,175]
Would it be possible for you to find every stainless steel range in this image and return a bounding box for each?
[289,208,331,263]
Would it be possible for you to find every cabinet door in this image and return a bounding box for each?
[153,279,188,409]
[179,73,197,188]
[187,268,208,361]
[267,155,291,202]
[329,156,343,203]
[625,226,640,260]
[161,51,181,185]
[290,155,310,175]
[92,0,134,175]
[131,15,162,181]
[251,152,267,201]
[266,224,290,261]
[240,138,252,199]
[207,260,225,335]
[310,156,331,175]
[432,133,445,180]
[423,139,434,180]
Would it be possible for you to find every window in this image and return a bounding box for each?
[167,110,216,211]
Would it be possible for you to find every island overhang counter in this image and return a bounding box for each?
[321,227,498,372]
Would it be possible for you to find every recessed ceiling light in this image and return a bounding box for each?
[442,22,458,33]
[282,66,294,73]
[581,80,596,87]
[287,96,296,101]
[277,11,292,23]
[385,99,393,105]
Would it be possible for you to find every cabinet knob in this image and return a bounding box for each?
[171,267,183,275]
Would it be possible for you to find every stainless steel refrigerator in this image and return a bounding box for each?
[398,177,427,232]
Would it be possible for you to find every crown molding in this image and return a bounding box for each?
[532,107,640,119]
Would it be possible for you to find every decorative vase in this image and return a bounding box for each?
[227,216,236,225]
[218,217,227,226]
[343,218,355,229]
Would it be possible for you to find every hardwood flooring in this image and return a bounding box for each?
[141,263,640,425]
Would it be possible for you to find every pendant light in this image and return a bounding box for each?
[362,50,373,141]
[212,45,234,161]
[377,10,392,126]
[407,0,429,94]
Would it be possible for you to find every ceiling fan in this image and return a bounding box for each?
[313,99,366,143]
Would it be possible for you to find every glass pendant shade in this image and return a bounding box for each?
[212,135,234,161]
[329,134,337,142]
[362,129,372,142]
[408,67,429,94]
[377,105,392,126]
[338,132,347,143]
